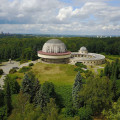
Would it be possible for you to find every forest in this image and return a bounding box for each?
[0,35,120,62]
[0,35,120,120]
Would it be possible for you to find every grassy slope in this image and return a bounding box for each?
[32,63,77,106]
[16,63,78,106]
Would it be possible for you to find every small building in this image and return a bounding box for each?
[71,47,105,65]
[79,46,88,54]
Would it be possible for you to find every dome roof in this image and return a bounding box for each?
[46,39,63,44]
[80,46,87,51]
[42,39,67,53]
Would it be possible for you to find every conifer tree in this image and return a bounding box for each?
[21,73,33,94]
[21,72,40,103]
[34,82,55,111]
[112,69,118,101]
[4,82,12,117]
[104,62,110,78]
[72,71,83,109]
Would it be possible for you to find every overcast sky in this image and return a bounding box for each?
[0,0,120,35]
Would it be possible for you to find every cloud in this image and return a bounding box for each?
[56,6,73,21]
[0,0,63,24]
[1,23,120,35]
[56,2,120,23]
[0,0,120,35]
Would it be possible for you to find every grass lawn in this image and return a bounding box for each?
[31,63,77,106]
[14,63,78,106]
[0,75,1,78]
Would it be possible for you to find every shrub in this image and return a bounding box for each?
[0,69,3,75]
[19,66,31,73]
[74,67,84,72]
[20,59,28,64]
[29,63,34,66]
[15,58,21,61]
[9,68,17,74]
[75,62,87,68]
[78,106,93,120]
[64,107,77,117]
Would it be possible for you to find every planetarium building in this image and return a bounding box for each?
[38,39,105,65]
[38,39,71,63]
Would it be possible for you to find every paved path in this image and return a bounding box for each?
[0,60,39,88]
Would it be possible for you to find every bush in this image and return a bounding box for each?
[15,58,21,61]
[74,67,84,72]
[9,68,17,74]
[19,66,31,73]
[29,63,34,66]
[64,107,77,117]
[78,106,93,120]
[0,69,3,75]
[20,59,28,64]
[75,62,87,68]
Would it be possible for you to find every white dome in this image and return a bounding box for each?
[79,46,88,54]
[42,39,67,53]
[80,46,87,51]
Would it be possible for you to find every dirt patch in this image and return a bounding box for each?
[44,66,51,70]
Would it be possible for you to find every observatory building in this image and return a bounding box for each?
[38,39,71,63]
[38,39,105,65]
[71,46,105,65]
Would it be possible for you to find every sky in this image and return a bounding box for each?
[0,0,120,35]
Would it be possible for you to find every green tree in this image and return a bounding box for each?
[0,89,4,107]
[8,91,31,120]
[0,106,6,120]
[0,89,6,120]
[78,106,93,120]
[103,98,120,120]
[21,72,40,103]
[0,69,3,75]
[104,62,111,78]
[34,81,56,111]
[4,82,12,117]
[72,71,83,109]
[45,98,59,120]
[78,76,113,113]
[4,75,20,95]
[112,73,118,101]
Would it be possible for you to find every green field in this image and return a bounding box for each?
[16,63,78,106]
[32,63,78,106]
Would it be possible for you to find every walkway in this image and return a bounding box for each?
[0,60,39,88]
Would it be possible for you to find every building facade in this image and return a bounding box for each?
[38,39,105,65]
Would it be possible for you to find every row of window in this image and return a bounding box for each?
[83,60,104,64]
